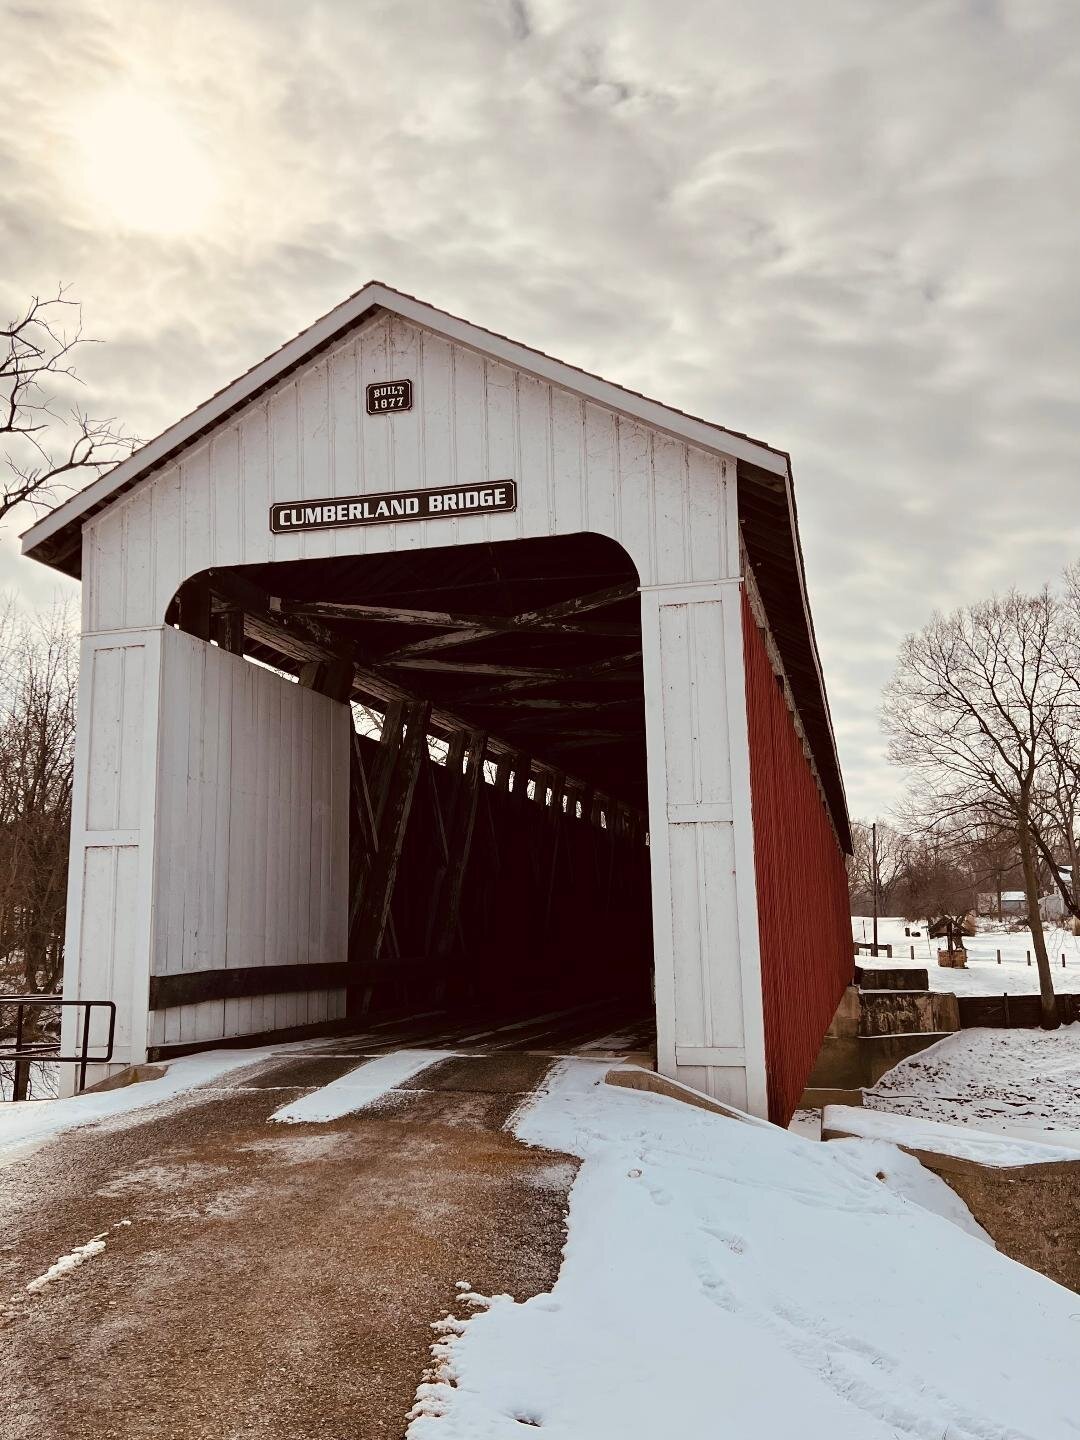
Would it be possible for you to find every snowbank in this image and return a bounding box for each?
[409,1060,1080,1439]
[824,1103,1080,1167]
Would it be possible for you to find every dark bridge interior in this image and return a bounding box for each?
[168,533,655,1045]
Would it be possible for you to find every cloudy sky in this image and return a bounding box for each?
[2,0,1078,817]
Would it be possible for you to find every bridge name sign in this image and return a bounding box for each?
[270,480,517,534]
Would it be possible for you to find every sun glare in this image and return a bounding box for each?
[73,87,219,237]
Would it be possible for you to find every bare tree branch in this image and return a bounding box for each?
[1,287,137,523]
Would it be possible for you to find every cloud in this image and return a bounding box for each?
[2,0,1078,816]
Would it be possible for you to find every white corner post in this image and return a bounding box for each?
[59,626,164,1094]
[640,577,769,1116]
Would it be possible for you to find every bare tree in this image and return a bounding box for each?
[2,288,135,522]
[0,601,78,996]
[884,589,1078,1027]
[849,819,909,915]
[903,834,975,956]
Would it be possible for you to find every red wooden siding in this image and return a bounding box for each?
[742,591,852,1124]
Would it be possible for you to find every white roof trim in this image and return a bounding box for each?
[21,281,788,558]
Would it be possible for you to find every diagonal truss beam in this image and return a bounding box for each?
[375,581,639,664]
[454,650,643,704]
[274,595,638,642]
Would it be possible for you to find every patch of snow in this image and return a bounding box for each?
[26,1233,108,1293]
[826,1103,1080,1167]
[0,1049,283,1164]
[408,1058,1080,1439]
[864,1024,1080,1148]
[268,1049,456,1123]
[825,1138,994,1243]
[853,914,1080,995]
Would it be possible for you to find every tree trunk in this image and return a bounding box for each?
[1068,829,1080,919]
[1019,820,1058,1028]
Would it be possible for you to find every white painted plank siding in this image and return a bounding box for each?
[149,629,349,1045]
[82,312,733,630]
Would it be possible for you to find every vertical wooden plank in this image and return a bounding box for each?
[421,329,453,505]
[640,588,676,1077]
[614,417,653,585]
[657,604,694,806]
[517,373,553,541]
[181,442,213,584]
[583,403,617,540]
[241,404,272,566]
[263,672,283,1033]
[692,601,731,805]
[331,701,350,969]
[359,315,392,525]
[269,382,301,563]
[210,426,242,570]
[85,648,122,831]
[151,464,183,623]
[79,848,118,1036]
[117,646,146,831]
[250,666,271,1033]
[550,388,584,537]
[688,448,726,582]
[299,358,331,564]
[179,640,206,1046]
[485,358,517,488]
[330,339,360,557]
[390,318,422,548]
[122,493,154,628]
[652,433,689,586]
[452,343,486,547]
[91,508,126,631]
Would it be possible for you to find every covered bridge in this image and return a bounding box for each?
[22,282,852,1123]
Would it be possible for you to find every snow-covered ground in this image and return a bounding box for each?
[852,913,1080,995]
[863,1023,1080,1147]
[409,1061,1080,1438]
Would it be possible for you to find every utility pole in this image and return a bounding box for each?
[871,820,879,954]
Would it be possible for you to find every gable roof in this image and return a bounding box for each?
[20,280,786,572]
[19,280,849,849]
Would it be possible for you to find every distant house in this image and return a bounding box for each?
[1040,892,1066,922]
[977,890,1028,918]
[1000,891,1028,917]
[1040,866,1073,922]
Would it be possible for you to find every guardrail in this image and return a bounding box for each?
[0,996,117,1100]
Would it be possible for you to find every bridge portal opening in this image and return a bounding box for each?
[166,532,654,1054]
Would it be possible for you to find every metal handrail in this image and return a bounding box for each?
[0,996,117,1099]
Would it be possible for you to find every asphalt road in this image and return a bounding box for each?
[0,1048,579,1440]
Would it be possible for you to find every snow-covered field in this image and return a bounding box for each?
[863,1024,1080,1147]
[853,913,1080,995]
[409,1061,1080,1438]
